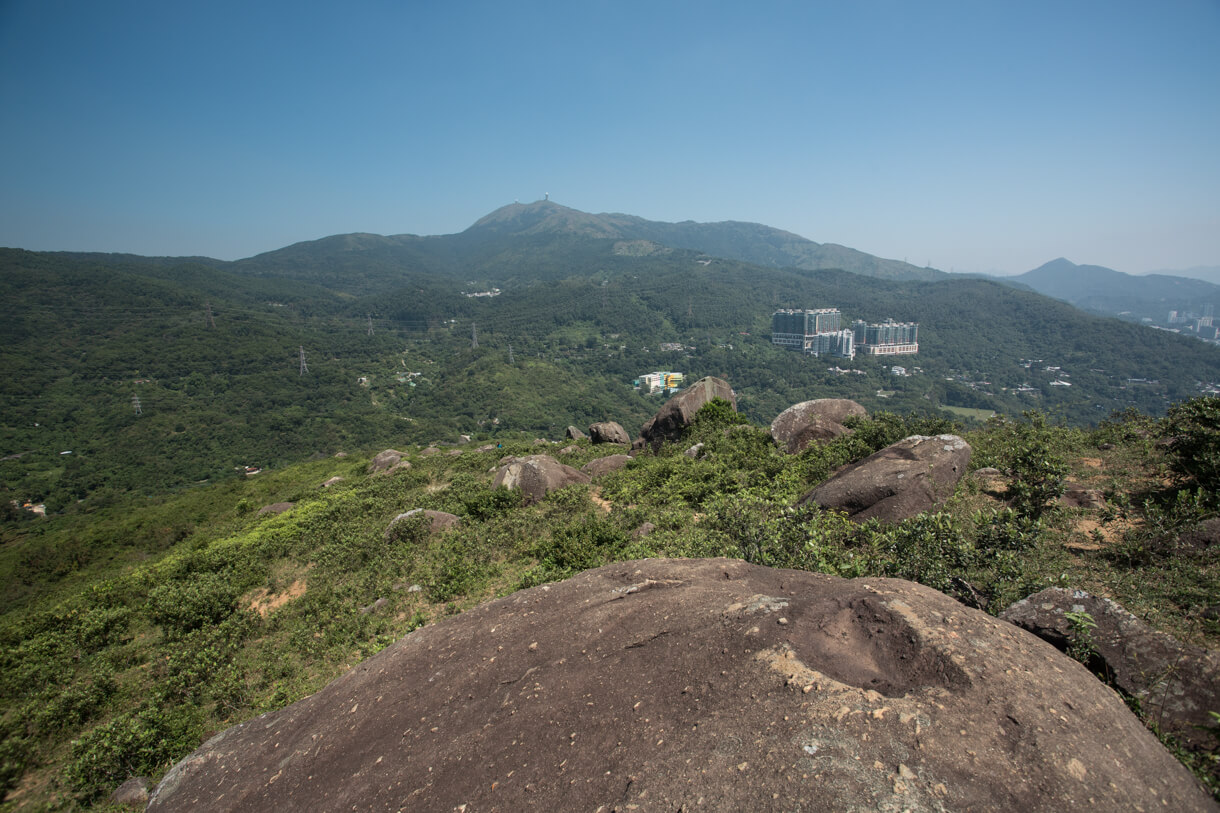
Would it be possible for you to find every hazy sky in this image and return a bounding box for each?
[1,1,1217,275]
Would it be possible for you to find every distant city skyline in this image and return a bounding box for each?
[1,1,1217,276]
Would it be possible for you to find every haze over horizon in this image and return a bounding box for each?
[1,0,1217,276]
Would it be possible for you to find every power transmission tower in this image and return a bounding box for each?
[132,393,142,415]
[471,323,478,349]
[367,315,374,336]
[299,346,308,375]
[508,343,515,364]
[687,298,694,322]
[205,303,216,329]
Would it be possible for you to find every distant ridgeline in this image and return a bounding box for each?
[771,308,919,359]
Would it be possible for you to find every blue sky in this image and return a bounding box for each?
[1,0,1217,275]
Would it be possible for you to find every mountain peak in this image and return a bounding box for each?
[466,200,624,239]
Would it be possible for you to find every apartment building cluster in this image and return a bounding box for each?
[771,308,918,358]
[634,371,685,394]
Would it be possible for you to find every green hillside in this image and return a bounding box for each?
[1,399,1216,809]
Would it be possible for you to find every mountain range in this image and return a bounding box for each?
[3,200,1220,512]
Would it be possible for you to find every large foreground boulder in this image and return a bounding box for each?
[799,434,971,523]
[633,375,736,452]
[771,398,867,454]
[1000,587,1220,753]
[492,454,590,504]
[148,559,1214,813]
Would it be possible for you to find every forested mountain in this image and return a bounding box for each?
[4,207,1220,516]
[1002,258,1220,321]
[233,200,943,294]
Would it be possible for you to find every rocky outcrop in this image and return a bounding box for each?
[588,421,630,445]
[367,449,410,475]
[771,398,867,454]
[581,454,631,478]
[383,509,461,539]
[256,502,294,516]
[492,455,590,505]
[1000,587,1220,752]
[633,376,736,452]
[798,434,971,523]
[147,559,1215,813]
[565,425,586,440]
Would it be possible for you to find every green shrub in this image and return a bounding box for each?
[147,573,239,637]
[840,411,960,460]
[974,412,1069,520]
[532,516,628,579]
[66,703,204,803]
[869,512,974,594]
[1162,396,1220,496]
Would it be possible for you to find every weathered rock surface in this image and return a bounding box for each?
[771,398,867,454]
[565,425,586,440]
[256,502,294,516]
[588,421,630,445]
[1000,587,1220,752]
[367,449,410,475]
[320,476,344,488]
[383,509,462,539]
[581,454,631,478]
[492,454,590,504]
[148,559,1215,813]
[633,376,736,452]
[799,434,971,523]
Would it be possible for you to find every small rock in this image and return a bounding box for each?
[631,522,657,540]
[385,510,462,538]
[111,777,149,807]
[321,476,344,488]
[360,598,389,615]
